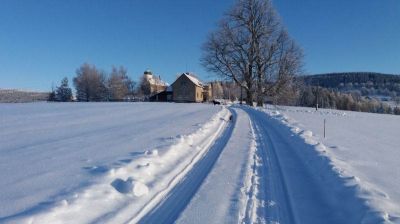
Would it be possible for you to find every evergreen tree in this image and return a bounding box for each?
[56,77,73,102]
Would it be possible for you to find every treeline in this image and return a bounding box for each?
[297,86,400,115]
[49,63,137,102]
[301,72,400,88]
[210,81,241,101]
[299,72,400,97]
[0,89,49,103]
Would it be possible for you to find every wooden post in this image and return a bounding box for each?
[316,82,319,111]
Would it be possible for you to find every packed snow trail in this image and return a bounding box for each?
[243,107,370,224]
[175,108,255,224]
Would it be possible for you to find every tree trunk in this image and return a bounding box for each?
[256,80,264,107]
[240,86,243,104]
[246,89,253,106]
[256,97,263,107]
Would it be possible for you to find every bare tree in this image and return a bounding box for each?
[259,31,303,106]
[108,66,134,101]
[138,75,151,97]
[202,0,303,106]
[73,63,107,102]
[202,13,257,105]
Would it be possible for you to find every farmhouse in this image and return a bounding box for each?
[148,72,213,103]
[171,73,212,103]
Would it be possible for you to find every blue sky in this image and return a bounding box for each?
[0,0,399,91]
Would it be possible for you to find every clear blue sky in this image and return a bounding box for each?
[0,0,399,91]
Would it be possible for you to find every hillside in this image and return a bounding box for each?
[300,72,400,97]
[0,89,49,103]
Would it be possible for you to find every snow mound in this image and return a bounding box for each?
[111,178,149,196]
[132,180,149,197]
[302,130,313,138]
[145,149,159,156]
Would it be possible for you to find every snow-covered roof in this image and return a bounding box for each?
[183,73,203,87]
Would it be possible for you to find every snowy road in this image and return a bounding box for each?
[139,106,373,223]
[175,108,254,224]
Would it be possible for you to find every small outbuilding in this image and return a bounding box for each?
[171,73,212,103]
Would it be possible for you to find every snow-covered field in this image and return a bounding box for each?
[1,102,399,224]
[0,102,224,223]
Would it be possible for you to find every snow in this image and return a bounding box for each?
[262,105,400,223]
[165,105,394,223]
[184,73,203,87]
[0,102,223,223]
[2,101,399,223]
[176,107,256,224]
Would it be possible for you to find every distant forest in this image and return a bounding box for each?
[299,72,400,97]
[296,72,400,115]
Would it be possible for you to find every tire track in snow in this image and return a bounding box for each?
[134,109,237,224]
[240,118,261,224]
[243,107,297,224]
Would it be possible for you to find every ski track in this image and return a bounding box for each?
[243,107,371,224]
[136,108,236,224]
[175,108,255,224]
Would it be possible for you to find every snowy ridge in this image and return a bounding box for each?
[239,118,259,224]
[260,106,398,223]
[6,106,230,224]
